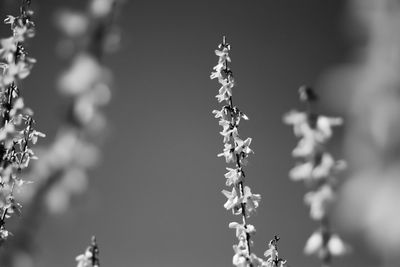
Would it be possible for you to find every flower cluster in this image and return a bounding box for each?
[284,86,348,265]
[76,236,100,267]
[0,0,44,245]
[0,1,121,265]
[212,37,287,267]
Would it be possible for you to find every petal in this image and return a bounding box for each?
[304,231,323,255]
[328,234,348,256]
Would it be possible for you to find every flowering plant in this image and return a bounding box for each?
[211,36,287,267]
[0,0,44,245]
[0,0,122,265]
[284,86,349,266]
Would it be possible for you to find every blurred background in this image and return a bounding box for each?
[0,0,399,267]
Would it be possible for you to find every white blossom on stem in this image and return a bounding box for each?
[212,37,287,267]
[0,0,44,245]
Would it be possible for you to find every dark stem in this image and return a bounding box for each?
[222,36,253,259]
[320,216,332,267]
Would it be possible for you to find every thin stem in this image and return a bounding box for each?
[223,36,252,257]
[320,216,331,267]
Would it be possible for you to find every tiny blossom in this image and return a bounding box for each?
[225,167,242,186]
[233,244,248,267]
[217,143,235,163]
[219,119,238,143]
[229,222,256,239]
[264,237,288,267]
[304,184,335,220]
[90,0,115,18]
[243,186,261,215]
[57,10,89,37]
[75,236,100,267]
[289,153,344,182]
[327,234,349,256]
[304,230,323,255]
[284,110,343,144]
[58,53,106,95]
[212,107,229,121]
[222,187,241,212]
[304,231,348,257]
[76,249,93,267]
[235,137,253,155]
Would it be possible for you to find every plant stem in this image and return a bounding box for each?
[223,36,252,257]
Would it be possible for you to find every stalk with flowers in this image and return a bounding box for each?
[284,86,349,267]
[211,36,287,267]
[0,0,122,265]
[0,0,44,246]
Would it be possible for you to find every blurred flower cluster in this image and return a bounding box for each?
[0,0,44,246]
[284,86,348,265]
[211,37,287,267]
[318,1,400,265]
[19,0,118,216]
[0,0,121,266]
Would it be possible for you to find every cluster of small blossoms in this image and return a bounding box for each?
[0,0,44,245]
[284,86,348,265]
[76,236,100,267]
[0,1,121,265]
[211,37,287,267]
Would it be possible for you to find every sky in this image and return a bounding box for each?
[0,1,377,267]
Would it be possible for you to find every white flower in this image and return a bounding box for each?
[218,143,235,163]
[235,137,253,155]
[225,167,242,186]
[289,161,313,181]
[328,234,349,256]
[243,186,261,215]
[57,10,89,37]
[215,48,231,63]
[292,135,318,158]
[216,78,234,103]
[90,0,114,18]
[316,116,343,141]
[212,107,229,121]
[233,253,247,267]
[233,245,248,267]
[229,222,256,239]
[30,130,46,145]
[304,231,349,257]
[304,231,323,255]
[290,153,343,182]
[0,37,17,57]
[304,185,335,220]
[219,119,238,143]
[58,53,103,95]
[283,110,308,137]
[76,249,92,267]
[222,187,241,211]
